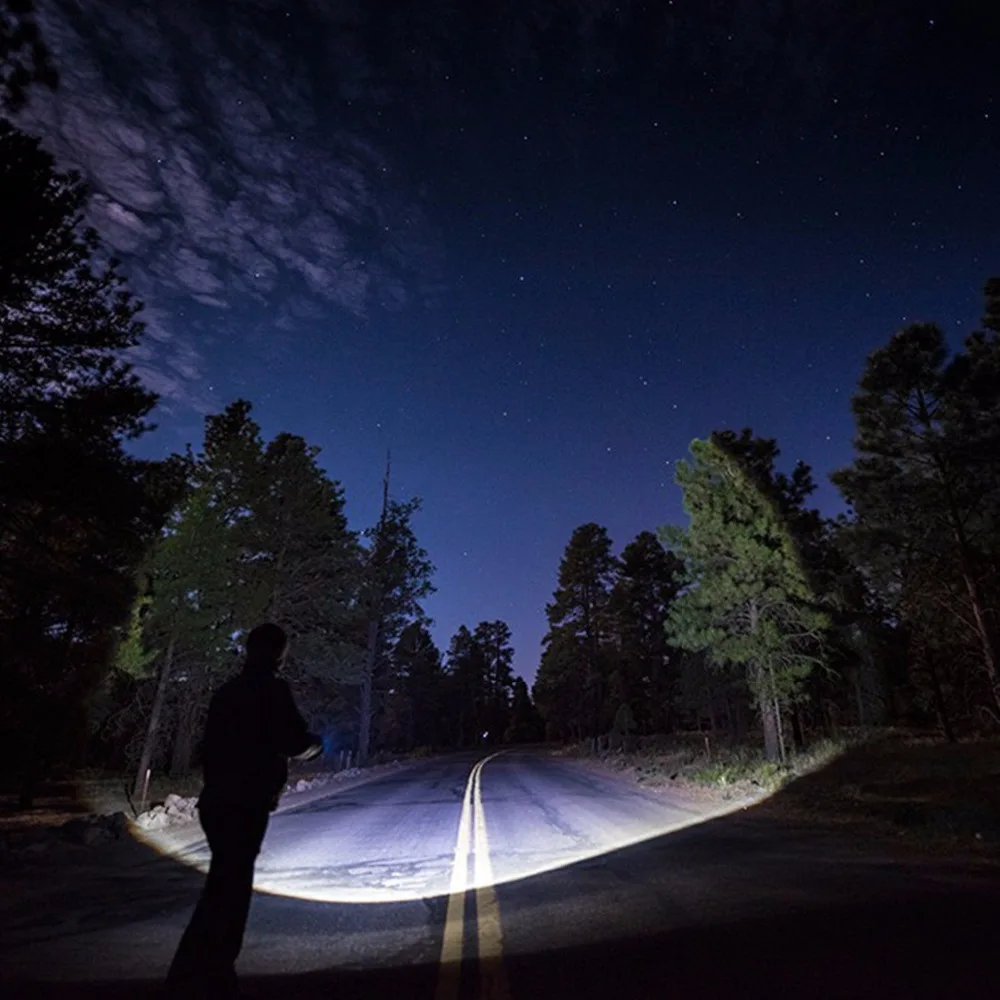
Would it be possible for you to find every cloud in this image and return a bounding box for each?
[17,0,907,413]
[21,0,429,410]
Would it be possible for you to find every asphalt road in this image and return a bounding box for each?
[1,750,998,999]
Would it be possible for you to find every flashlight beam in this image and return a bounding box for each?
[435,751,509,1000]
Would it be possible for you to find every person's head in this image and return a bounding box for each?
[244,623,288,672]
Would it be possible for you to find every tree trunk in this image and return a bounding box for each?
[732,694,748,745]
[825,699,839,738]
[747,597,782,760]
[170,722,193,776]
[17,729,39,809]
[926,647,957,743]
[852,668,866,727]
[695,684,718,736]
[358,618,378,765]
[760,695,780,762]
[791,707,806,753]
[925,426,1000,708]
[134,635,175,798]
[170,691,199,776]
[774,696,787,764]
[959,567,1000,710]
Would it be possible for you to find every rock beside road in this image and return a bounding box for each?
[131,761,406,832]
[289,767,363,793]
[134,794,199,831]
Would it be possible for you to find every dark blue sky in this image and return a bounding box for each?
[25,1,998,680]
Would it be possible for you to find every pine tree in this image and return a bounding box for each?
[533,635,582,741]
[0,124,153,441]
[251,429,361,732]
[833,294,1000,720]
[609,531,683,734]
[662,433,828,762]
[673,650,749,740]
[445,625,488,748]
[534,523,618,741]
[357,483,435,763]
[0,122,181,803]
[134,400,363,780]
[472,620,515,744]
[394,623,446,751]
[505,676,543,744]
[133,459,241,793]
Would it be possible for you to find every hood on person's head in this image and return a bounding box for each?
[245,622,288,674]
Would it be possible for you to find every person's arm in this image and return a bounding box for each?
[269,678,323,760]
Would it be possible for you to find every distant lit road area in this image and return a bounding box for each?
[2,751,997,999]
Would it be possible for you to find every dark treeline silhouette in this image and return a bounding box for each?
[3,7,997,795]
[0,114,187,805]
[84,397,538,794]
[3,97,997,790]
[0,56,539,802]
[534,282,1000,759]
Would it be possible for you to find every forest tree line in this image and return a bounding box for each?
[0,54,541,803]
[105,402,542,795]
[2,7,999,807]
[534,289,1000,759]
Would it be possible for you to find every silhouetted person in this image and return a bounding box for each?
[167,623,322,998]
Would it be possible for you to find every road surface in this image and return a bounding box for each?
[1,750,997,999]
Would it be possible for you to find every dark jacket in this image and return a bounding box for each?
[199,664,319,812]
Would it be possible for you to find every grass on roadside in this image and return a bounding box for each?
[561,730,1000,859]
[687,737,856,792]
[558,730,864,799]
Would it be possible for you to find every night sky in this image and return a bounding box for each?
[21,1,998,680]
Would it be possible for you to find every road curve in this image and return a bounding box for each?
[0,750,997,999]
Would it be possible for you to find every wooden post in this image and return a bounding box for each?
[134,635,175,799]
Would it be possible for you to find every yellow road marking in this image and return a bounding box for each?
[473,759,509,1000]
[435,752,509,1000]
[434,766,475,1000]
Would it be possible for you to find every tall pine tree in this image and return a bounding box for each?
[392,623,446,751]
[0,122,181,803]
[534,523,618,741]
[472,620,515,744]
[445,625,488,748]
[609,531,683,734]
[505,676,543,744]
[251,429,361,736]
[132,406,262,791]
[134,400,361,784]
[356,478,435,763]
[662,432,827,762]
[833,291,1000,721]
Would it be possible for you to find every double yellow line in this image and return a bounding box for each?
[435,751,510,1000]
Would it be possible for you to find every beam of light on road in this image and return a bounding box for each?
[130,763,757,907]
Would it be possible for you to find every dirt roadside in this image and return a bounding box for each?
[559,736,1000,866]
[0,758,423,865]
